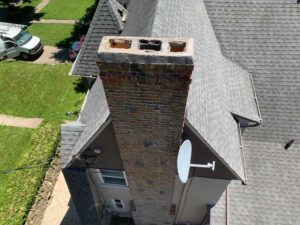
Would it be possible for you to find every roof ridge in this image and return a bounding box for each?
[107,0,128,32]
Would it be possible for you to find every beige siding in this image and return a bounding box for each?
[174,176,230,224]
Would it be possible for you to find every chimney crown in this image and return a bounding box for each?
[97,36,194,65]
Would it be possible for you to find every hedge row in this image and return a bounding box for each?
[0,121,60,225]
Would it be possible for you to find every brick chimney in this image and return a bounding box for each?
[97,36,194,225]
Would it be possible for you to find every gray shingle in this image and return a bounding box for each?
[61,122,85,168]
[205,0,300,224]
[62,77,110,168]
[69,0,261,181]
[126,0,261,181]
[121,0,157,36]
[70,0,127,77]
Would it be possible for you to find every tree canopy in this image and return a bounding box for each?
[0,0,31,7]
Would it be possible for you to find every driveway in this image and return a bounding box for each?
[32,46,69,64]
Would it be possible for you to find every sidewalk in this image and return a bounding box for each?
[0,114,43,128]
[41,172,81,225]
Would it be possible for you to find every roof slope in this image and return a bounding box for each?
[61,77,110,168]
[70,0,127,77]
[123,0,261,181]
[204,0,300,223]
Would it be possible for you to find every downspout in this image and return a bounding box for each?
[249,74,262,124]
[237,121,247,185]
[226,188,231,225]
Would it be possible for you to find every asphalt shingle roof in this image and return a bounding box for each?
[205,0,300,223]
[65,0,261,181]
[61,77,109,167]
[61,1,300,222]
[123,0,261,181]
[70,0,127,77]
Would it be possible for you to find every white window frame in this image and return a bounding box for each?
[98,169,128,187]
[112,199,125,209]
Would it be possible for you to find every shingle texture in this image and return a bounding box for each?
[61,77,109,167]
[69,0,261,180]
[62,0,300,223]
[70,0,127,77]
[205,0,300,224]
[123,0,261,181]
[61,122,85,168]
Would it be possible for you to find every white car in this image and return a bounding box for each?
[0,23,43,60]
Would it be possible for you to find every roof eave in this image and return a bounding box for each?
[184,118,246,182]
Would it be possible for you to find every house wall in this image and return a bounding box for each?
[88,169,132,217]
[77,122,124,170]
[174,176,230,224]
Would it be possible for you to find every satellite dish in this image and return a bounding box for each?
[177,139,216,183]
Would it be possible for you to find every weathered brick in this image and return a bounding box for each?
[97,36,194,225]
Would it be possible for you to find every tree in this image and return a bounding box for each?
[0,0,31,7]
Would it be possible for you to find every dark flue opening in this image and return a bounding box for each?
[298,0,300,4]
[109,39,131,49]
[169,41,186,52]
[139,39,162,51]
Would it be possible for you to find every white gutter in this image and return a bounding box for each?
[226,188,231,225]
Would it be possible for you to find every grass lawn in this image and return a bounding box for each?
[23,0,42,8]
[27,23,74,46]
[0,61,85,120]
[40,0,95,20]
[0,126,34,188]
[0,122,60,225]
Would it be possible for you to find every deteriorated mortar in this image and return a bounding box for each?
[97,36,194,225]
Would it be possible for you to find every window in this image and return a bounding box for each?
[100,169,127,186]
[113,199,125,209]
[5,42,15,48]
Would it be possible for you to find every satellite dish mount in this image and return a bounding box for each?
[177,139,215,183]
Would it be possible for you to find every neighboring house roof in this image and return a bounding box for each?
[205,0,300,224]
[70,0,127,77]
[61,77,109,168]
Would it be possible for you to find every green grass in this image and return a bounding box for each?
[41,0,95,20]
[27,23,74,46]
[0,121,60,225]
[0,126,34,187]
[0,61,85,120]
[23,0,42,8]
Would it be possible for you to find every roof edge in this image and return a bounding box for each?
[65,117,112,168]
[184,119,246,182]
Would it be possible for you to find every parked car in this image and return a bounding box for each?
[69,35,85,61]
[0,22,43,60]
